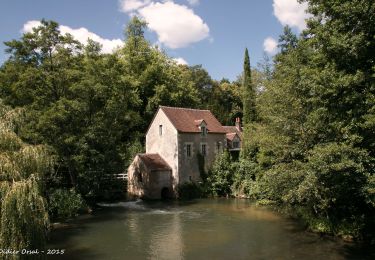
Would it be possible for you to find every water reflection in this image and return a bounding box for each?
[48,199,374,260]
[149,213,184,259]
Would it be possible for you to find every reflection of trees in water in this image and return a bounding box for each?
[149,213,184,260]
[126,212,142,247]
[126,210,184,260]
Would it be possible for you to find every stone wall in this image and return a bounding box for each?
[146,109,179,187]
[127,156,145,198]
[127,155,172,199]
[146,170,173,199]
[178,133,226,183]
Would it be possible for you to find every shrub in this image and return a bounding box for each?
[296,143,369,216]
[231,159,259,197]
[177,182,203,200]
[206,151,233,196]
[48,188,85,220]
[256,142,375,239]
[257,161,305,203]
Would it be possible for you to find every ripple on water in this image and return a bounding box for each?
[97,200,186,215]
[97,200,146,210]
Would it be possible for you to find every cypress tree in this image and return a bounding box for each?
[242,48,256,125]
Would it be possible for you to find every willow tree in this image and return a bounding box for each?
[0,101,51,257]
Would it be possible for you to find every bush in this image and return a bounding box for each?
[231,159,259,197]
[295,143,368,215]
[206,151,233,196]
[48,188,85,220]
[177,182,203,200]
[255,142,375,240]
[257,161,305,203]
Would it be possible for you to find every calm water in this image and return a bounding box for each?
[47,199,373,260]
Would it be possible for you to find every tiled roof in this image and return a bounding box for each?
[194,119,205,126]
[226,132,238,141]
[160,106,226,133]
[223,126,242,139]
[223,126,237,133]
[138,154,171,171]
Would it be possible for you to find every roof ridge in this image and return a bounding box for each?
[160,105,210,112]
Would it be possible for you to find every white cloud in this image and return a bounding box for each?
[120,1,210,49]
[187,0,200,6]
[119,0,151,12]
[22,20,42,33]
[59,25,123,53]
[263,37,278,54]
[273,0,310,31]
[22,20,123,54]
[173,57,188,65]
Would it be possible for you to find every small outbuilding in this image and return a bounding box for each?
[127,153,173,199]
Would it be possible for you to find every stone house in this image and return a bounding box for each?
[127,153,173,199]
[223,117,243,158]
[128,106,242,199]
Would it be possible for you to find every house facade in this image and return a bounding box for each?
[128,106,241,199]
[224,117,243,159]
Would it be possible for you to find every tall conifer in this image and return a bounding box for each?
[242,48,256,125]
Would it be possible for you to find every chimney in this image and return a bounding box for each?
[235,117,241,131]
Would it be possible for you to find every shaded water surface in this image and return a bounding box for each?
[48,198,373,260]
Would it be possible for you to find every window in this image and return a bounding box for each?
[216,142,221,152]
[186,144,191,157]
[201,143,207,156]
[201,126,207,136]
[159,125,163,136]
[189,176,192,181]
[233,141,240,148]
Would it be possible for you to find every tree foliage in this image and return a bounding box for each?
[241,48,256,125]
[0,17,211,203]
[206,151,233,197]
[1,0,374,243]
[240,0,375,240]
[0,101,50,256]
[48,188,84,220]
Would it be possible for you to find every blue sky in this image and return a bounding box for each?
[0,0,309,81]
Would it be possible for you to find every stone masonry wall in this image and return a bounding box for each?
[146,110,179,187]
[178,133,226,183]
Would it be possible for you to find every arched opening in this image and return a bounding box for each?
[161,187,170,199]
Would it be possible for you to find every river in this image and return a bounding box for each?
[47,198,373,260]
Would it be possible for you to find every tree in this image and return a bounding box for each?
[3,19,82,107]
[1,19,143,202]
[207,80,241,125]
[120,16,202,125]
[0,101,51,255]
[0,18,208,203]
[277,25,298,54]
[206,151,233,196]
[241,48,256,125]
[302,0,375,157]
[247,0,375,239]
